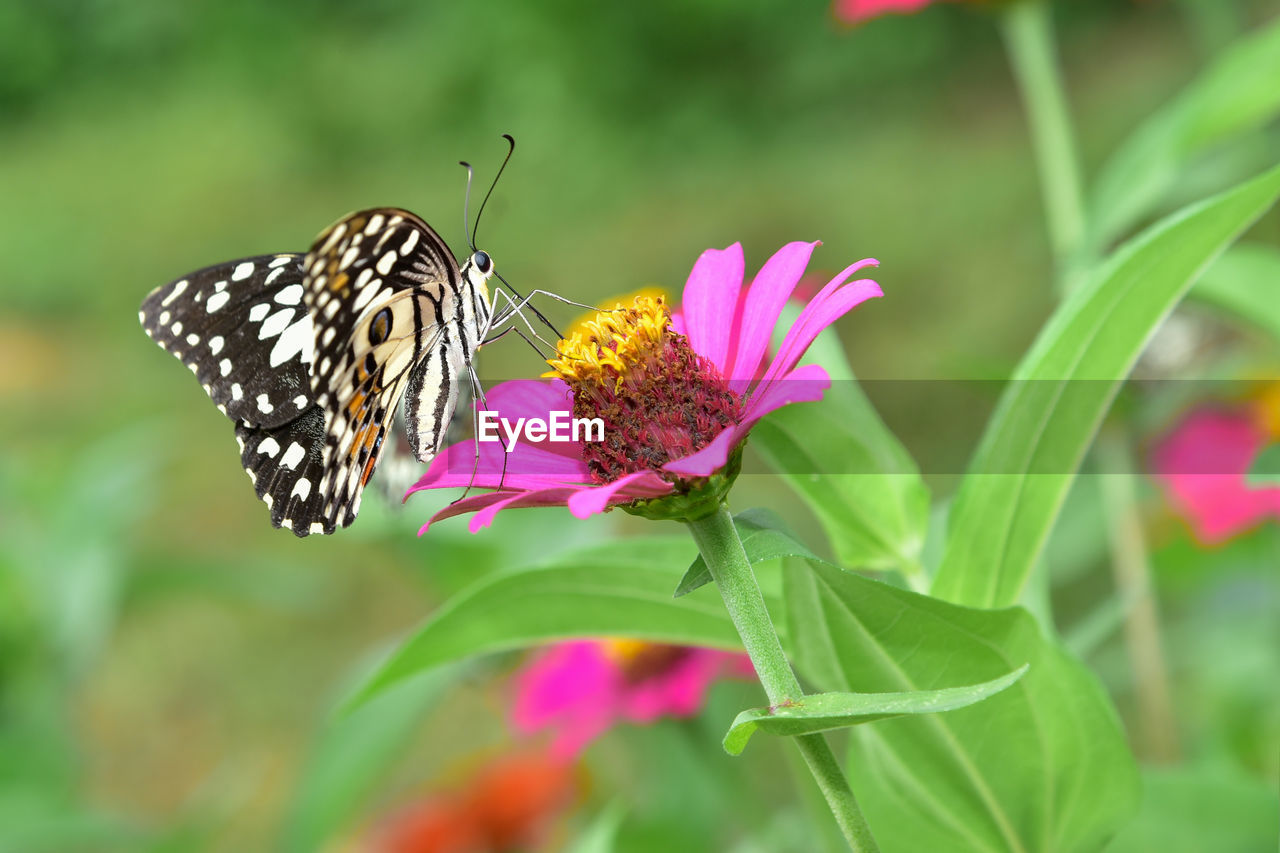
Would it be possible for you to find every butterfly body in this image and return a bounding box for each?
[140,208,495,536]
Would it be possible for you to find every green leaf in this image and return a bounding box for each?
[1089,17,1280,248]
[722,666,1026,756]
[675,507,820,597]
[1247,442,1280,487]
[933,165,1280,609]
[752,311,929,573]
[1105,769,1279,853]
[785,560,1139,853]
[1194,242,1280,341]
[283,664,460,853]
[341,537,754,715]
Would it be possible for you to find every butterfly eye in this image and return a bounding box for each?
[472,251,492,274]
[368,307,392,345]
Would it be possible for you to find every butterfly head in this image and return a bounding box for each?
[463,248,496,322]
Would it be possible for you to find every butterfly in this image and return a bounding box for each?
[139,206,502,537]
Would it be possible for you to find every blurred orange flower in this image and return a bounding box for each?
[364,750,578,853]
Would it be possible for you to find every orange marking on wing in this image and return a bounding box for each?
[347,390,367,417]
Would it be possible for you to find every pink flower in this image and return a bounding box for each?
[511,640,755,758]
[1151,407,1280,544]
[408,241,881,531]
[834,0,944,24]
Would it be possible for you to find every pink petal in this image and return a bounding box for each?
[408,439,589,494]
[512,642,622,758]
[834,0,940,24]
[679,243,745,374]
[762,272,881,388]
[1151,408,1280,543]
[419,485,584,534]
[565,470,673,519]
[726,241,819,392]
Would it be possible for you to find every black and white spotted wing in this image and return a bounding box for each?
[139,254,315,426]
[140,207,495,538]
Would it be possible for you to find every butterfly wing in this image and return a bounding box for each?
[300,208,469,531]
[236,404,332,534]
[139,254,315,426]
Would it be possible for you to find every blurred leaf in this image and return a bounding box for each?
[722,666,1026,756]
[1089,16,1280,249]
[341,537,756,715]
[1194,242,1280,341]
[1247,442,1280,486]
[1105,768,1279,853]
[785,560,1139,853]
[566,801,627,853]
[283,663,461,853]
[934,165,1280,609]
[753,310,929,573]
[675,508,818,597]
[0,791,144,852]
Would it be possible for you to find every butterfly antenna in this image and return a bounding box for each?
[458,160,477,252]
[472,134,515,248]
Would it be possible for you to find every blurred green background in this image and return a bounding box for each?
[1,0,1278,850]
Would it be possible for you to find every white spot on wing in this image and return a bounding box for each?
[281,442,305,470]
[292,478,312,500]
[309,522,326,535]
[274,283,303,305]
[269,316,313,368]
[158,310,171,325]
[231,383,243,400]
[162,280,188,306]
[257,393,274,414]
[249,303,271,323]
[400,229,419,256]
[186,333,199,346]
[208,335,224,355]
[259,308,295,340]
[232,262,255,281]
[294,394,308,409]
[270,256,293,267]
[366,213,385,234]
[220,358,232,377]
[351,282,378,312]
[206,290,230,312]
[376,251,396,276]
[258,437,281,457]
[324,299,340,320]
[171,321,183,335]
[321,327,336,347]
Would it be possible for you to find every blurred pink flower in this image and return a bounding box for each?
[1151,407,1280,544]
[511,640,755,758]
[834,0,944,24]
[409,242,880,531]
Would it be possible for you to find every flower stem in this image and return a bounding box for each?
[999,0,1088,289]
[686,505,880,853]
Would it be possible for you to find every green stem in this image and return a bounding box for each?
[686,505,880,853]
[1000,0,1088,288]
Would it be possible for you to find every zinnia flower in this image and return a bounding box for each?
[408,241,881,530]
[511,639,755,758]
[365,749,577,853]
[1151,397,1280,544]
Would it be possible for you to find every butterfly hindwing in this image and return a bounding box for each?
[139,254,315,427]
[236,405,332,535]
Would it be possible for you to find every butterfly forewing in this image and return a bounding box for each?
[300,208,468,531]
[139,254,315,427]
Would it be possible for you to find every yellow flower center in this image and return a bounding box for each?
[543,295,670,388]
[600,638,689,683]
[1253,381,1280,440]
